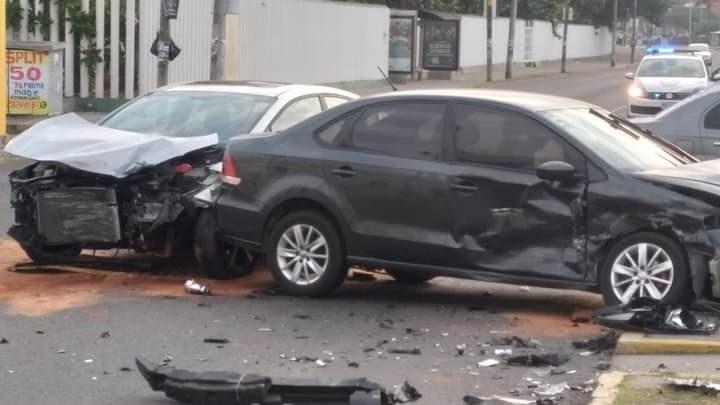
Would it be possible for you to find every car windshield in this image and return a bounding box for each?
[636,58,706,78]
[101,91,275,142]
[541,108,692,172]
[690,43,709,51]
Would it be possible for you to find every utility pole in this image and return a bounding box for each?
[211,0,227,80]
[611,0,617,67]
[630,0,637,63]
[505,0,517,79]
[561,2,569,73]
[157,1,172,87]
[487,0,493,81]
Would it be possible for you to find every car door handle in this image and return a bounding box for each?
[450,182,479,193]
[331,166,356,178]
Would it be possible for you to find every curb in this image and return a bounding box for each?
[589,371,625,405]
[616,332,720,354]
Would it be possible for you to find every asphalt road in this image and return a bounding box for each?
[0,48,691,405]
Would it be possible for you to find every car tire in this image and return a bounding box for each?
[266,210,347,297]
[599,232,690,305]
[194,210,255,279]
[386,269,435,284]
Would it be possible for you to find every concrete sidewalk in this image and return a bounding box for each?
[355,46,635,96]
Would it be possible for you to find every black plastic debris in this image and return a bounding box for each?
[489,336,537,348]
[572,331,618,352]
[293,313,312,320]
[379,320,395,329]
[348,361,360,368]
[100,331,111,338]
[593,297,717,334]
[462,395,483,405]
[0,337,8,344]
[506,353,569,367]
[203,337,230,344]
[387,348,421,355]
[390,381,421,403]
[120,367,132,372]
[136,357,416,405]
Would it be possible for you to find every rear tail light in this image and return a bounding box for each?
[221,150,242,186]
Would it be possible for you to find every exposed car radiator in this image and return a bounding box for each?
[36,188,122,245]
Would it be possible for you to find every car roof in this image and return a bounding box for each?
[366,89,594,112]
[159,80,357,98]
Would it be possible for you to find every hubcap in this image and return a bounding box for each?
[276,224,329,286]
[611,242,674,303]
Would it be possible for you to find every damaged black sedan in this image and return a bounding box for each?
[212,90,720,304]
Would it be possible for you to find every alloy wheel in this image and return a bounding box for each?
[610,242,674,303]
[276,224,329,286]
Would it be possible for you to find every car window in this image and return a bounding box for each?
[637,58,706,78]
[271,97,323,131]
[453,104,586,172]
[346,102,445,160]
[324,96,350,109]
[316,111,360,145]
[704,102,720,130]
[101,91,275,142]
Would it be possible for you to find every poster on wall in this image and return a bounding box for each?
[7,49,49,115]
[422,19,459,70]
[389,16,415,73]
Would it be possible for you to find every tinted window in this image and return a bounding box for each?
[454,104,585,172]
[316,111,359,145]
[324,96,350,109]
[271,97,323,131]
[346,103,445,160]
[705,103,720,129]
[101,91,275,142]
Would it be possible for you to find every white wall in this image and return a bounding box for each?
[459,16,611,71]
[226,0,389,84]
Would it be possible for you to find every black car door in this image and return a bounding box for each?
[322,101,454,265]
[446,102,589,281]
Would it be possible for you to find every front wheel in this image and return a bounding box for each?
[599,232,690,305]
[266,210,347,297]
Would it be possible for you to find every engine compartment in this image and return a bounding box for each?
[8,147,222,261]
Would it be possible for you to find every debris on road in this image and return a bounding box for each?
[535,382,569,396]
[494,348,512,356]
[390,381,422,403]
[506,353,569,367]
[666,377,720,395]
[596,361,611,371]
[570,308,593,323]
[0,337,8,344]
[120,367,132,372]
[348,362,360,368]
[100,331,110,338]
[203,337,230,344]
[477,359,500,367]
[379,320,395,329]
[489,336,538,348]
[593,297,717,334]
[184,279,210,295]
[84,359,94,364]
[456,344,466,356]
[463,394,536,404]
[136,357,419,404]
[293,313,312,320]
[348,271,377,282]
[571,331,618,352]
[387,347,421,355]
[257,328,274,333]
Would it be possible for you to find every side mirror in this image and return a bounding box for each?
[625,72,635,80]
[536,161,576,182]
[711,67,720,81]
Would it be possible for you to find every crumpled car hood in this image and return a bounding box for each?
[4,113,218,178]
[632,159,720,196]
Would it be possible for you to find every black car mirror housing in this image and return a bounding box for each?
[536,161,576,182]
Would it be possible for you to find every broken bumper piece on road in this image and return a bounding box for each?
[593,297,718,334]
[136,357,419,405]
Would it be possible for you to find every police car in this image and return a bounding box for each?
[626,50,710,117]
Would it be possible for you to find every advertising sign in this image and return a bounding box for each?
[389,16,415,73]
[7,49,49,115]
[422,20,459,70]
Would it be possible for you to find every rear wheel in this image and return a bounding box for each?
[599,232,690,305]
[194,210,255,279]
[386,269,435,284]
[266,210,346,297]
